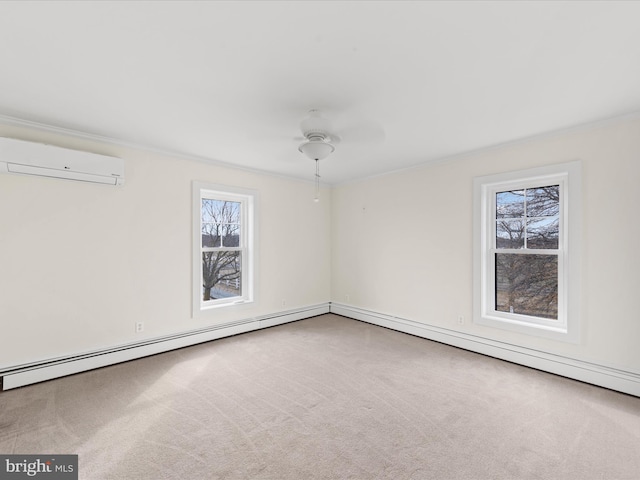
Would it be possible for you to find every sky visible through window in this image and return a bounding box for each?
[494,185,559,319]
[201,199,242,301]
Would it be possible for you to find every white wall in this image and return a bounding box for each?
[3,116,639,380]
[0,124,331,369]
[332,116,640,373]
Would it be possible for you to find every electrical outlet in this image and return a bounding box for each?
[345,294,351,302]
[281,299,286,307]
[135,322,144,333]
[457,315,464,325]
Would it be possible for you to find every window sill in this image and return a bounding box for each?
[474,313,577,343]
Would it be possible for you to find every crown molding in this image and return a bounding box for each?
[335,110,640,187]
[0,113,320,186]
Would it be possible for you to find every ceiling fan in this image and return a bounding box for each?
[297,109,337,162]
[296,109,384,202]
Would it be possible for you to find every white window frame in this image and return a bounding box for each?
[192,182,257,317]
[473,161,581,342]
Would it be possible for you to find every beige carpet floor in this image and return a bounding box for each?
[1,314,639,479]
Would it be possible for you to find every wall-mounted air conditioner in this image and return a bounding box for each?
[0,137,124,185]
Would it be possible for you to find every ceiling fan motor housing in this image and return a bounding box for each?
[298,110,336,161]
[300,110,332,142]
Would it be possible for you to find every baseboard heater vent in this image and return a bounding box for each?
[0,303,330,391]
[331,303,640,398]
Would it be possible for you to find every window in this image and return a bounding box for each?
[473,161,581,342]
[193,182,256,315]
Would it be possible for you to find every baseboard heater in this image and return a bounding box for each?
[331,303,640,398]
[0,303,330,391]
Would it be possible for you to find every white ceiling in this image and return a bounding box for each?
[1,1,639,184]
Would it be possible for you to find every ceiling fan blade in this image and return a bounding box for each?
[335,119,385,144]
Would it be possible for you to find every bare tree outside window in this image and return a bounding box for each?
[201,199,242,301]
[495,185,559,319]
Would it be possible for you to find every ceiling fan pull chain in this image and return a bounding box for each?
[314,158,320,203]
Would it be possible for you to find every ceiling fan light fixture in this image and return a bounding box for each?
[296,110,337,203]
[298,138,335,161]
